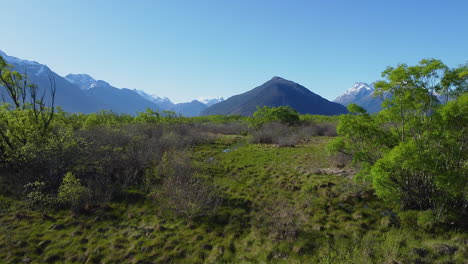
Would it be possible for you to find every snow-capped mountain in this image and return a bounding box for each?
[134,90,175,110]
[65,74,97,90]
[199,97,224,107]
[0,50,103,113]
[65,73,161,114]
[334,82,374,105]
[334,82,383,113]
[0,50,51,77]
[134,93,225,116]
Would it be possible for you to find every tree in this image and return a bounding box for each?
[331,59,467,223]
[249,106,299,129]
[0,55,57,155]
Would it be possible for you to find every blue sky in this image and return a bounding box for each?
[1,0,467,102]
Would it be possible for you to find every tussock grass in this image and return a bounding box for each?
[0,135,466,263]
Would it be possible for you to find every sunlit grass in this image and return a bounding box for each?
[0,135,466,263]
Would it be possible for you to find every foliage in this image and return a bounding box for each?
[58,172,89,212]
[0,135,466,263]
[249,106,300,129]
[331,59,468,224]
[23,181,58,210]
[0,55,467,263]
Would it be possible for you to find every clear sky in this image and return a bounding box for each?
[1,0,467,102]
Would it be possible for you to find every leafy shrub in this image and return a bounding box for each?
[398,210,419,229]
[416,210,438,231]
[249,106,300,129]
[58,172,90,212]
[0,196,12,216]
[23,182,58,210]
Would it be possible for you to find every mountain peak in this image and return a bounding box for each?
[198,97,225,106]
[271,76,285,80]
[65,74,97,90]
[336,82,374,99]
[0,50,42,67]
[350,82,373,91]
[66,73,96,82]
[334,82,382,113]
[202,77,347,116]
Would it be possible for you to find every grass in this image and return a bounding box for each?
[0,135,466,263]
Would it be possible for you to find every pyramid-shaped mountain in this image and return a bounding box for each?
[201,77,348,116]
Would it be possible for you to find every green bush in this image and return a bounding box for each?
[58,172,90,212]
[398,210,419,229]
[23,181,58,210]
[417,210,438,231]
[249,106,299,129]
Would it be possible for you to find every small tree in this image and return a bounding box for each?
[331,59,467,223]
[58,172,89,212]
[0,55,57,168]
[249,106,299,129]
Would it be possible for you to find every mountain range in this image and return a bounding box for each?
[1,50,386,116]
[0,50,222,116]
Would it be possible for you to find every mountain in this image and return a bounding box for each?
[333,82,383,113]
[134,90,175,110]
[0,50,162,114]
[199,97,224,107]
[0,50,102,113]
[134,92,224,116]
[65,74,97,90]
[65,74,161,114]
[172,100,207,117]
[201,76,348,116]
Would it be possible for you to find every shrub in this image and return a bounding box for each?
[23,182,58,210]
[0,196,12,216]
[251,122,338,147]
[196,122,249,135]
[252,196,307,241]
[151,152,222,220]
[250,122,290,144]
[330,152,352,168]
[417,210,438,231]
[398,210,419,229]
[249,106,300,129]
[58,172,90,212]
[276,133,302,147]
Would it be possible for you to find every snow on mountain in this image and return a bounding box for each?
[198,97,225,106]
[334,82,383,114]
[134,90,175,109]
[0,50,40,66]
[0,50,104,113]
[0,50,51,77]
[65,74,97,90]
[334,82,374,105]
